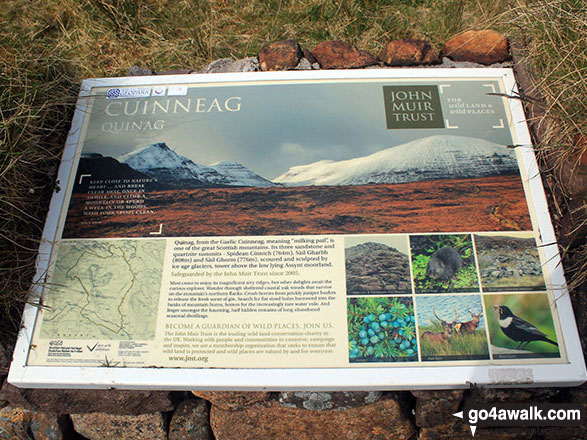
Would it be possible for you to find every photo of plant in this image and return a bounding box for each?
[416,295,489,361]
[347,297,417,363]
[410,234,480,293]
[484,293,560,359]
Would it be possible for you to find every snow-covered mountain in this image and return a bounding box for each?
[273,135,518,186]
[118,142,276,188]
[209,161,277,187]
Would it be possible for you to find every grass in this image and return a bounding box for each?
[0,0,585,346]
[419,324,489,358]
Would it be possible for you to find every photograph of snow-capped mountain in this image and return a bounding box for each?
[63,78,532,239]
[65,134,530,239]
[274,135,517,186]
[74,135,517,192]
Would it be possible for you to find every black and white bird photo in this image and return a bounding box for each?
[483,293,561,359]
[493,304,558,349]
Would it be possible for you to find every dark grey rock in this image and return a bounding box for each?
[127,66,153,76]
[0,382,182,415]
[169,399,212,440]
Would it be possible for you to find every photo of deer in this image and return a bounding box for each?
[416,295,489,361]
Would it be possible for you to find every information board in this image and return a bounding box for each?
[9,69,586,389]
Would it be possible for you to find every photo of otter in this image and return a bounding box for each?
[483,293,560,359]
[345,235,412,295]
[410,234,480,293]
[474,233,546,292]
[416,295,489,361]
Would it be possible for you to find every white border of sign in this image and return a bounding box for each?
[8,68,586,389]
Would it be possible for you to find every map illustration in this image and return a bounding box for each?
[40,239,165,340]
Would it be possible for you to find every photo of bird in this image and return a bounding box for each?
[492,305,558,349]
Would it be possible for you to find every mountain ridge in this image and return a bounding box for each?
[274,135,518,186]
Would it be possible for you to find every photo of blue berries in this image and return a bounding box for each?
[347,297,418,363]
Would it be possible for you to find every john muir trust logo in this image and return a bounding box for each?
[383,85,444,129]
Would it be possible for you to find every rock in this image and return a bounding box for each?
[442,30,509,65]
[411,390,464,427]
[378,39,440,66]
[191,391,271,411]
[0,382,180,415]
[277,391,382,410]
[537,425,587,440]
[414,397,461,428]
[127,66,153,76]
[575,134,587,167]
[71,412,166,440]
[259,39,303,71]
[0,406,31,440]
[0,406,65,440]
[553,153,587,197]
[311,40,377,69]
[438,57,485,68]
[169,399,212,440]
[210,398,416,440]
[294,58,313,70]
[202,57,259,73]
[157,68,195,75]
[302,48,317,65]
[28,411,66,440]
[472,387,561,403]
[0,342,11,376]
[411,390,464,400]
[419,420,538,439]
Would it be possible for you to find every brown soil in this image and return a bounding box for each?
[63,174,531,239]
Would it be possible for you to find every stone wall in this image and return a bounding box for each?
[2,31,586,439]
[2,385,586,439]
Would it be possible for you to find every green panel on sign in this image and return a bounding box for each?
[383,85,444,129]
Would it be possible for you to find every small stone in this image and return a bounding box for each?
[203,58,234,73]
[203,57,259,73]
[191,391,271,411]
[169,399,212,440]
[294,58,313,70]
[378,39,440,66]
[210,398,416,440]
[157,68,195,75]
[127,66,153,76]
[71,412,166,440]
[442,30,509,65]
[311,40,377,69]
[438,56,485,68]
[232,57,259,72]
[259,39,303,71]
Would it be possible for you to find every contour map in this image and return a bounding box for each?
[40,239,165,340]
